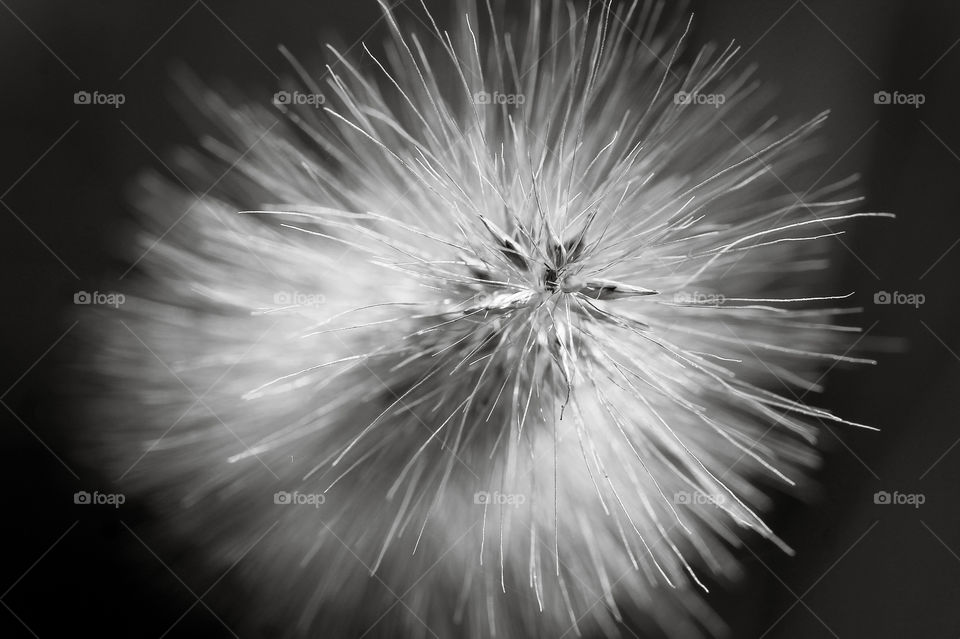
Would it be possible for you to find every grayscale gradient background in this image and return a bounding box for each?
[0,1,957,637]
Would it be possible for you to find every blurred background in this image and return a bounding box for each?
[1,0,957,636]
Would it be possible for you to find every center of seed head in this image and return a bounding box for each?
[543,267,584,294]
[543,265,560,292]
[473,216,657,303]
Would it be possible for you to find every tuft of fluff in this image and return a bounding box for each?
[81,1,888,637]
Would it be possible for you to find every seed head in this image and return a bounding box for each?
[81,1,888,637]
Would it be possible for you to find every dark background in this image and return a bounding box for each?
[1,0,958,637]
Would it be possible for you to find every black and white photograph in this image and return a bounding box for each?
[1,1,958,637]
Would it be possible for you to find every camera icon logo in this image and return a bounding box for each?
[673,91,692,105]
[873,490,891,504]
[74,490,92,504]
[273,491,293,505]
[473,91,491,105]
[874,291,891,304]
[273,91,292,106]
[74,291,92,304]
[74,91,92,105]
[273,291,292,305]
[474,491,491,505]
[873,91,891,105]
[674,491,692,504]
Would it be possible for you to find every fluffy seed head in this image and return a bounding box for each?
[80,1,887,637]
